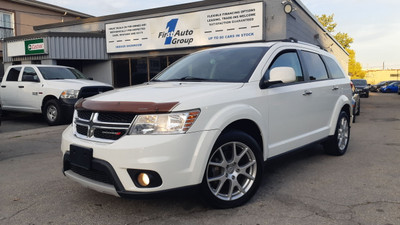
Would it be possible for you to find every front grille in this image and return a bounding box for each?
[98,112,135,123]
[77,110,92,120]
[70,165,113,185]
[76,124,88,136]
[94,128,127,140]
[78,86,113,99]
[74,110,135,142]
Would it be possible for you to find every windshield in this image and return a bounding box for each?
[352,79,367,86]
[153,47,268,83]
[38,67,87,80]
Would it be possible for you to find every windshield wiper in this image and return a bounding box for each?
[157,76,214,82]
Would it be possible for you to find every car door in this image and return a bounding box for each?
[263,49,319,156]
[18,66,43,111]
[0,66,23,109]
[298,50,338,137]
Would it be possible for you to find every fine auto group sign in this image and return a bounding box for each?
[105,2,264,53]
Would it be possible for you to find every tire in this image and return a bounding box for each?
[356,101,360,116]
[324,111,350,156]
[200,130,263,208]
[43,99,63,126]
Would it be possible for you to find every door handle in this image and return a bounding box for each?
[1,85,5,88]
[303,90,313,96]
[18,86,24,88]
[332,86,339,91]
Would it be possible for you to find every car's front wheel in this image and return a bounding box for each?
[201,130,263,208]
[324,111,350,156]
[44,99,63,126]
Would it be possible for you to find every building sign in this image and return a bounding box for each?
[25,39,45,55]
[105,2,264,53]
[7,38,47,57]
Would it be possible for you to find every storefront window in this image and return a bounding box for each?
[131,58,148,85]
[113,59,130,88]
[112,55,186,87]
[168,55,185,66]
[149,57,167,79]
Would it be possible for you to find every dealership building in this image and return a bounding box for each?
[2,0,348,87]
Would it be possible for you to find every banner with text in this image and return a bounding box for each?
[7,38,47,57]
[105,2,264,53]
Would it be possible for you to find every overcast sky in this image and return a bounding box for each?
[39,0,399,70]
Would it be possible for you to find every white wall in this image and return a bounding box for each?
[82,61,113,86]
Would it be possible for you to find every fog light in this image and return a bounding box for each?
[127,169,162,188]
[138,173,150,187]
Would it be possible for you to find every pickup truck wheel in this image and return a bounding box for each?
[44,99,63,126]
[201,130,263,208]
[324,111,350,156]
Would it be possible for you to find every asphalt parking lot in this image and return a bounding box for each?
[0,92,399,225]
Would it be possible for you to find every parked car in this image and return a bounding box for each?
[350,81,360,123]
[398,83,400,95]
[380,81,400,93]
[61,41,353,208]
[370,80,397,92]
[0,65,113,125]
[351,79,369,97]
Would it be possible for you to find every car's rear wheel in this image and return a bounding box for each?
[201,130,263,208]
[324,111,350,156]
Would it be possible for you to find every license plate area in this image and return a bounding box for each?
[70,145,93,170]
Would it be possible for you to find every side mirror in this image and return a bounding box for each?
[262,67,297,88]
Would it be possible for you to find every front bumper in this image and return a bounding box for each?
[356,88,369,96]
[59,98,78,120]
[61,125,219,197]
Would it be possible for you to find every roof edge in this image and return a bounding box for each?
[293,0,349,55]
[34,0,241,31]
[4,31,105,41]
[9,0,93,18]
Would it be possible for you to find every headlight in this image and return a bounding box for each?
[60,89,80,99]
[129,110,200,135]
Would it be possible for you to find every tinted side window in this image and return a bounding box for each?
[22,67,39,82]
[302,51,328,81]
[267,51,304,82]
[6,67,22,81]
[323,56,345,79]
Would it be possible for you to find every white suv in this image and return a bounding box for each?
[61,41,352,208]
[0,65,113,125]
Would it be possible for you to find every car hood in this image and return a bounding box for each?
[45,79,111,90]
[86,82,244,110]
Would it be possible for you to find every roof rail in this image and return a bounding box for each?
[297,41,325,50]
[268,38,298,43]
[267,38,325,51]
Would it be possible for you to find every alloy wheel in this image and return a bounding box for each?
[206,141,257,201]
